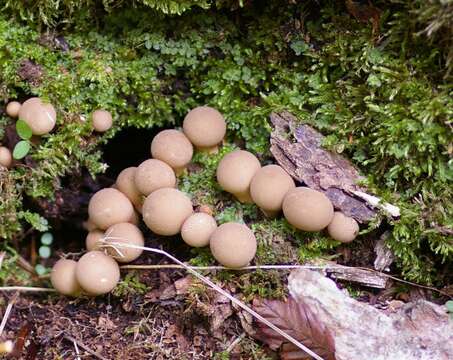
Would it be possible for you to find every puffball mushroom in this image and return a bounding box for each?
[76,251,120,295]
[181,213,217,247]
[86,230,104,251]
[210,222,257,268]
[250,164,295,217]
[116,167,143,211]
[150,129,193,175]
[134,159,176,196]
[88,188,134,230]
[51,259,81,296]
[18,97,56,135]
[105,222,144,263]
[0,147,12,168]
[6,101,21,118]
[327,211,359,243]
[142,188,193,236]
[92,109,113,132]
[183,106,226,153]
[282,187,334,231]
[216,150,261,203]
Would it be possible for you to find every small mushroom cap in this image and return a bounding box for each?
[142,188,193,236]
[105,222,144,262]
[6,101,21,118]
[86,230,104,251]
[181,213,217,247]
[216,150,261,201]
[0,147,12,168]
[92,110,113,132]
[116,167,143,211]
[210,222,257,268]
[250,165,295,213]
[88,188,134,230]
[327,212,359,243]
[51,259,81,296]
[282,187,334,231]
[18,97,56,135]
[134,159,176,196]
[76,251,120,295]
[150,130,193,171]
[183,106,226,148]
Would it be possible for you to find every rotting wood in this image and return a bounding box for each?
[270,111,400,221]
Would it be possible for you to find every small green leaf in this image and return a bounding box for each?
[16,119,32,140]
[446,300,453,313]
[39,245,51,258]
[35,264,48,276]
[12,140,31,159]
[41,232,54,245]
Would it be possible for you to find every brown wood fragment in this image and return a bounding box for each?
[325,263,388,288]
[270,111,376,223]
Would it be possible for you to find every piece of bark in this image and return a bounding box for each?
[324,263,388,288]
[270,111,377,223]
[288,269,453,360]
[374,232,395,271]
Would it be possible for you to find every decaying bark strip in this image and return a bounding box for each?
[324,263,389,288]
[270,111,400,222]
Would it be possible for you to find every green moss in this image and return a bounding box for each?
[0,0,451,285]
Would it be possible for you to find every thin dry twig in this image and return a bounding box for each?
[119,264,449,297]
[0,286,56,292]
[0,294,17,336]
[63,335,107,360]
[101,239,325,360]
[226,332,246,353]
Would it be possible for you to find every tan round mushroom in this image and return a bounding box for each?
[0,147,12,168]
[105,222,144,263]
[88,188,134,230]
[75,250,120,295]
[134,159,176,196]
[86,230,104,251]
[129,210,140,224]
[210,222,257,268]
[183,106,226,153]
[150,129,193,175]
[181,213,217,247]
[250,165,295,217]
[327,212,359,243]
[216,150,261,203]
[6,101,21,118]
[116,167,143,211]
[282,187,334,231]
[142,188,193,236]
[51,259,81,296]
[18,97,56,135]
[92,109,113,132]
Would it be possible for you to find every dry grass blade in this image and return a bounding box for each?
[102,240,324,360]
[253,296,335,360]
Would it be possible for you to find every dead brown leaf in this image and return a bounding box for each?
[253,296,335,360]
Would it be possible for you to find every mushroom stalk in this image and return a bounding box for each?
[197,145,219,154]
[233,190,254,203]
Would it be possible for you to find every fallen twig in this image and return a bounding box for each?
[226,332,246,353]
[0,286,56,292]
[102,239,325,360]
[63,335,107,360]
[119,263,449,296]
[0,294,17,336]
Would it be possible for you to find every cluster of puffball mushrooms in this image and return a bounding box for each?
[0,98,113,169]
[3,101,360,297]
